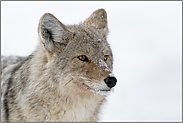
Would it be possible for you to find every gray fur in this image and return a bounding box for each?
[1,9,116,122]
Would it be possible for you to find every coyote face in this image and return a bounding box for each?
[38,9,117,94]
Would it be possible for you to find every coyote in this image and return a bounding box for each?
[1,8,117,122]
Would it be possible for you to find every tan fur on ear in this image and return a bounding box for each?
[84,9,108,29]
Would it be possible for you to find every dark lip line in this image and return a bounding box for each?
[94,89,111,92]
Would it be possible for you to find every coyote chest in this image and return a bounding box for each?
[38,92,104,122]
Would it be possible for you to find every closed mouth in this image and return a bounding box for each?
[81,83,111,95]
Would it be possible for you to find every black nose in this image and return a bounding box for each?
[104,76,117,88]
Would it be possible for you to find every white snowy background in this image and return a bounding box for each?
[1,1,182,122]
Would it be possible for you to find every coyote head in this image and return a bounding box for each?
[38,9,117,94]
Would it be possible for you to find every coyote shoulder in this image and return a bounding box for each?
[1,8,117,122]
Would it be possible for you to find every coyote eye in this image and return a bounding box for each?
[104,55,108,61]
[78,55,89,62]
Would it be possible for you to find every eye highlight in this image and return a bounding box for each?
[104,55,108,61]
[78,55,89,62]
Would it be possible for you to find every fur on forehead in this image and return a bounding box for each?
[65,25,110,54]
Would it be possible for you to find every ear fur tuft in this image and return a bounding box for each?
[38,13,73,53]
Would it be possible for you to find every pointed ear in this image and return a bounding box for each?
[84,9,108,29]
[38,13,73,53]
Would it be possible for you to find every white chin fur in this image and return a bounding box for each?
[92,87,115,96]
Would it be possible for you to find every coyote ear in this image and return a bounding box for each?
[38,13,73,53]
[84,9,108,30]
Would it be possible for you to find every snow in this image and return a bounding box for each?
[1,1,182,122]
[109,73,114,77]
[98,59,110,72]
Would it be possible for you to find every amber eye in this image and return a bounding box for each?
[78,55,89,62]
[104,55,108,61]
